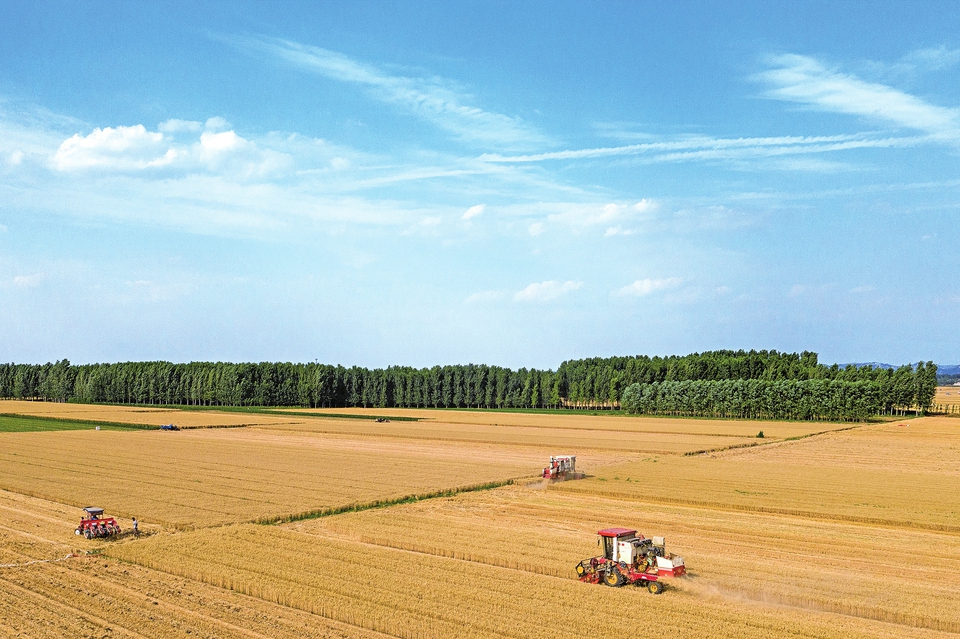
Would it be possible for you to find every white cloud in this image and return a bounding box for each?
[633,198,656,213]
[53,125,175,171]
[200,130,244,154]
[903,46,960,72]
[158,119,202,133]
[226,35,546,149]
[616,277,682,297]
[420,216,442,226]
[514,280,582,302]
[13,273,44,288]
[462,204,485,220]
[50,122,292,178]
[7,150,23,165]
[528,222,544,236]
[756,53,960,143]
[716,285,732,295]
[204,116,230,132]
[788,284,809,297]
[0,224,7,232]
[330,157,350,170]
[479,133,910,165]
[851,285,876,293]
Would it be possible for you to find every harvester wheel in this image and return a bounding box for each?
[576,563,586,577]
[603,569,624,587]
[647,581,664,595]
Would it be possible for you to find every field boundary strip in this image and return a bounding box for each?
[258,478,522,525]
[80,402,422,422]
[0,413,154,431]
[682,424,866,455]
[556,489,960,535]
[0,412,255,431]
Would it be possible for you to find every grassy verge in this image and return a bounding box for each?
[258,479,519,525]
[79,402,420,422]
[0,414,152,433]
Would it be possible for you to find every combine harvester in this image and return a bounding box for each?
[75,507,121,539]
[542,455,584,481]
[576,527,685,594]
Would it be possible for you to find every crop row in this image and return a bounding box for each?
[290,484,960,633]
[107,523,951,639]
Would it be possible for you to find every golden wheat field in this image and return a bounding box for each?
[288,485,960,633]
[0,490,384,639]
[105,524,952,639]
[2,402,960,637]
[0,428,540,527]
[555,419,960,531]
[935,386,960,408]
[284,406,846,438]
[0,399,305,428]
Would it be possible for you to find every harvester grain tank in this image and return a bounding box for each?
[542,455,584,481]
[576,527,685,593]
[75,507,121,539]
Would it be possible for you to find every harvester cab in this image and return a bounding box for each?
[542,455,585,481]
[576,527,685,594]
[75,507,121,539]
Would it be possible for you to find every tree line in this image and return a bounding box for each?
[0,351,939,419]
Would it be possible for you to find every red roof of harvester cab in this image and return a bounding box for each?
[598,527,637,538]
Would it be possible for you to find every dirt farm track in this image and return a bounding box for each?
[1,399,959,638]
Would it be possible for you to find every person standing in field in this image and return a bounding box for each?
[132,517,138,537]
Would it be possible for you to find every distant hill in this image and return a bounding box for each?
[939,364,960,376]
[841,362,896,370]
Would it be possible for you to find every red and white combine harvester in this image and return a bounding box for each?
[75,507,121,539]
[542,455,584,481]
[576,527,685,594]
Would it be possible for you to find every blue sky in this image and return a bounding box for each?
[1,1,958,368]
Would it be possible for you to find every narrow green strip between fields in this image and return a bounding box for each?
[0,414,152,432]
[72,402,421,422]
[257,478,519,525]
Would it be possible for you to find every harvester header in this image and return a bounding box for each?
[75,507,121,539]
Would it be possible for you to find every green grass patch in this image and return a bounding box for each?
[0,414,151,433]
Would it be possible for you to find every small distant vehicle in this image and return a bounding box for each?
[160,424,180,431]
[542,455,584,481]
[375,417,390,423]
[576,527,685,594]
[75,507,121,539]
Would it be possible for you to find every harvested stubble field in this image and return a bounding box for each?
[2,403,960,638]
[0,428,541,528]
[555,422,960,531]
[936,386,960,407]
[288,485,960,633]
[105,523,948,639]
[250,417,752,453]
[283,406,845,438]
[0,490,385,639]
[0,399,313,429]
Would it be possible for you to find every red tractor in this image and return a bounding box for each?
[576,527,685,594]
[74,507,121,539]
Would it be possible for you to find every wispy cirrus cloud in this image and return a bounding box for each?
[222,34,547,150]
[756,53,960,143]
[479,132,914,165]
